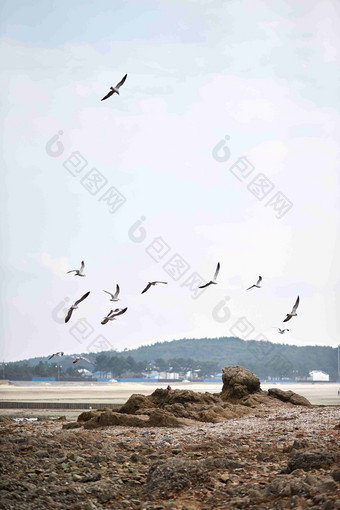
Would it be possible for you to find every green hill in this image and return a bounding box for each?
[119,337,337,380]
[3,336,338,380]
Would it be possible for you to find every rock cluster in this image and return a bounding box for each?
[75,366,312,429]
[0,405,339,509]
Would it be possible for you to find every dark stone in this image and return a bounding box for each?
[287,449,335,472]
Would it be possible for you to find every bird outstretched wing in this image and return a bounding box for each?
[115,74,127,89]
[213,262,220,281]
[110,307,128,317]
[74,291,90,306]
[198,282,211,289]
[113,284,120,299]
[65,308,73,323]
[101,89,114,101]
[141,283,152,294]
[292,296,300,313]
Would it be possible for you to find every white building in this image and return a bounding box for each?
[309,370,329,381]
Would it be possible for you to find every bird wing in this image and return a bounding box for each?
[79,260,85,274]
[257,276,262,285]
[72,358,79,364]
[292,295,300,313]
[113,284,120,299]
[141,283,152,294]
[198,282,211,289]
[213,262,220,281]
[48,354,55,360]
[154,281,168,285]
[81,357,91,363]
[101,318,109,325]
[115,74,127,89]
[246,285,256,290]
[65,308,73,323]
[111,307,128,317]
[74,291,90,306]
[103,290,114,299]
[283,315,292,323]
[101,89,114,101]
[66,270,76,274]
[107,310,115,317]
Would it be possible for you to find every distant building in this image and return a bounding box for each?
[309,370,329,381]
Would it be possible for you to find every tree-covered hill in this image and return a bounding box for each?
[2,336,338,380]
[119,337,337,380]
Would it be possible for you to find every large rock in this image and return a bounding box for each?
[147,409,190,428]
[220,365,261,402]
[268,388,311,407]
[75,366,313,427]
[83,411,149,429]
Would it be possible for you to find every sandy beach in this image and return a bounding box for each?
[1,381,339,406]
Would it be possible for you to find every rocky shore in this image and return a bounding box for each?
[1,366,339,509]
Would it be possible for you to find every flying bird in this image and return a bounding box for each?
[278,328,289,334]
[67,261,85,277]
[103,285,120,301]
[198,262,220,289]
[283,296,300,322]
[65,291,90,323]
[101,74,127,101]
[73,356,92,364]
[141,281,168,294]
[247,276,262,290]
[101,307,128,325]
[48,352,64,360]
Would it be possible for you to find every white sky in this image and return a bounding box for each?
[1,0,340,362]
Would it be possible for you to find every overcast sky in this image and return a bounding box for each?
[1,0,340,362]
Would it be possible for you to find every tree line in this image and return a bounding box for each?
[1,355,219,380]
[2,336,337,380]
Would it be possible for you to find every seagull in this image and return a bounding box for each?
[65,291,90,323]
[101,74,127,101]
[103,285,120,302]
[48,352,64,360]
[67,261,85,277]
[73,356,92,364]
[278,328,289,334]
[198,262,220,289]
[141,281,168,294]
[101,307,128,325]
[283,296,300,322]
[247,276,262,290]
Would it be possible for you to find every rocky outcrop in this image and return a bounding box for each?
[75,366,312,428]
[220,365,261,402]
[268,388,311,407]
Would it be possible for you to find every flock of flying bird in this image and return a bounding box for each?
[48,74,300,363]
[48,258,300,364]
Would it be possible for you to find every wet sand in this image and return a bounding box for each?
[0,381,339,407]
